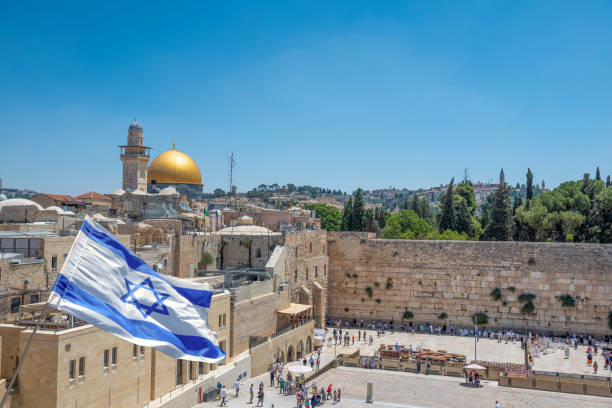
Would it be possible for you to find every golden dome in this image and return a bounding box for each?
[147,148,202,185]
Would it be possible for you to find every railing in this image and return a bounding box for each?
[271,318,313,339]
[250,336,269,348]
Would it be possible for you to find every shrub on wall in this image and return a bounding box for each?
[200,252,214,266]
[518,293,536,303]
[438,312,448,320]
[375,298,381,304]
[557,294,575,307]
[490,288,502,301]
[344,307,350,312]
[403,310,414,319]
[365,287,373,298]
[527,257,536,265]
[352,273,358,278]
[521,301,535,315]
[472,313,488,325]
[374,282,380,288]
[508,286,516,292]
[385,278,393,290]
[346,273,352,278]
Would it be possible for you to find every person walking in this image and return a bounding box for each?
[219,385,228,407]
[593,360,598,374]
[316,357,320,371]
[249,383,254,404]
[256,389,264,407]
[495,401,500,408]
[233,378,241,397]
[270,368,275,386]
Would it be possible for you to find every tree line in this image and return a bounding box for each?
[308,167,612,243]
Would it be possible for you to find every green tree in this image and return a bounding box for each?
[426,229,470,240]
[380,210,433,239]
[455,182,477,214]
[596,166,601,181]
[484,177,512,241]
[607,175,611,187]
[526,168,534,202]
[341,197,353,231]
[439,178,457,233]
[456,199,472,236]
[350,188,366,231]
[365,208,379,233]
[304,203,342,231]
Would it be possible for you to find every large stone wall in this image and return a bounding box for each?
[327,232,612,335]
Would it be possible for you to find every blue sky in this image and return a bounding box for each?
[1,1,611,195]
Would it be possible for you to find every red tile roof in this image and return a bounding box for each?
[44,194,82,203]
[75,191,111,201]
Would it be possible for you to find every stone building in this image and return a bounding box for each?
[119,120,151,192]
[0,289,232,408]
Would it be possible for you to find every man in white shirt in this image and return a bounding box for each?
[495,401,500,408]
[219,386,228,406]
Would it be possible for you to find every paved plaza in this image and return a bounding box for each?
[325,329,607,375]
[194,366,610,408]
[194,330,610,408]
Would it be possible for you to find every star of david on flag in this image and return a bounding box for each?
[120,277,170,318]
[48,217,225,363]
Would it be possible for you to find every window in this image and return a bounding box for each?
[111,347,117,365]
[133,344,138,358]
[30,294,39,304]
[198,362,204,375]
[315,266,318,278]
[310,243,312,253]
[255,248,261,258]
[11,297,20,314]
[69,360,76,380]
[139,346,145,357]
[176,360,183,385]
[51,255,57,269]
[78,357,85,377]
[218,315,222,327]
[63,253,68,261]
[294,270,298,282]
[189,361,194,380]
[306,268,309,280]
[103,349,109,368]
[222,313,226,327]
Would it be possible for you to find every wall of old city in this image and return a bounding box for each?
[219,234,283,270]
[326,232,612,336]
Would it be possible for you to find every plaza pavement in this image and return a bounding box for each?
[194,330,610,408]
[193,365,610,408]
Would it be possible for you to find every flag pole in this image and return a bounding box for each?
[0,301,51,408]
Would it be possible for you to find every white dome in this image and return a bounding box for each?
[0,198,44,210]
[109,189,126,196]
[63,211,76,215]
[131,189,148,196]
[0,194,7,201]
[217,225,280,235]
[158,187,179,196]
[45,206,66,214]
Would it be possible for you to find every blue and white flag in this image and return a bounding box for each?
[48,217,225,363]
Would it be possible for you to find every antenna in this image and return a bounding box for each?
[227,153,236,207]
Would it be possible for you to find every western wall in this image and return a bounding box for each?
[326,232,612,336]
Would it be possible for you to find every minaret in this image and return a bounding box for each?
[119,119,151,191]
[499,168,505,185]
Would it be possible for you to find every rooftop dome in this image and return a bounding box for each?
[45,206,65,214]
[158,186,179,196]
[129,119,142,131]
[0,194,6,201]
[217,224,280,235]
[147,148,202,186]
[109,189,126,196]
[0,198,44,210]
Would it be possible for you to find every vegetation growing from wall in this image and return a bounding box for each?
[385,278,393,289]
[518,293,536,303]
[558,294,576,307]
[521,302,535,315]
[200,252,214,266]
[472,313,488,325]
[490,288,502,301]
[438,312,448,320]
[403,310,414,319]
[365,287,373,298]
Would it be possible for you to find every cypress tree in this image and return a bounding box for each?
[410,194,420,216]
[439,178,457,232]
[596,167,601,181]
[456,199,472,236]
[484,180,512,241]
[350,188,366,231]
[526,168,534,201]
[341,197,353,231]
[418,198,434,225]
[513,194,523,214]
[607,175,611,187]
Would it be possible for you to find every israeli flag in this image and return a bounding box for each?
[48,217,225,363]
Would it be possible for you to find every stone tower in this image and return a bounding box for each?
[119,119,151,192]
[499,168,505,185]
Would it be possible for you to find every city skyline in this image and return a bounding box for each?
[1,1,611,194]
